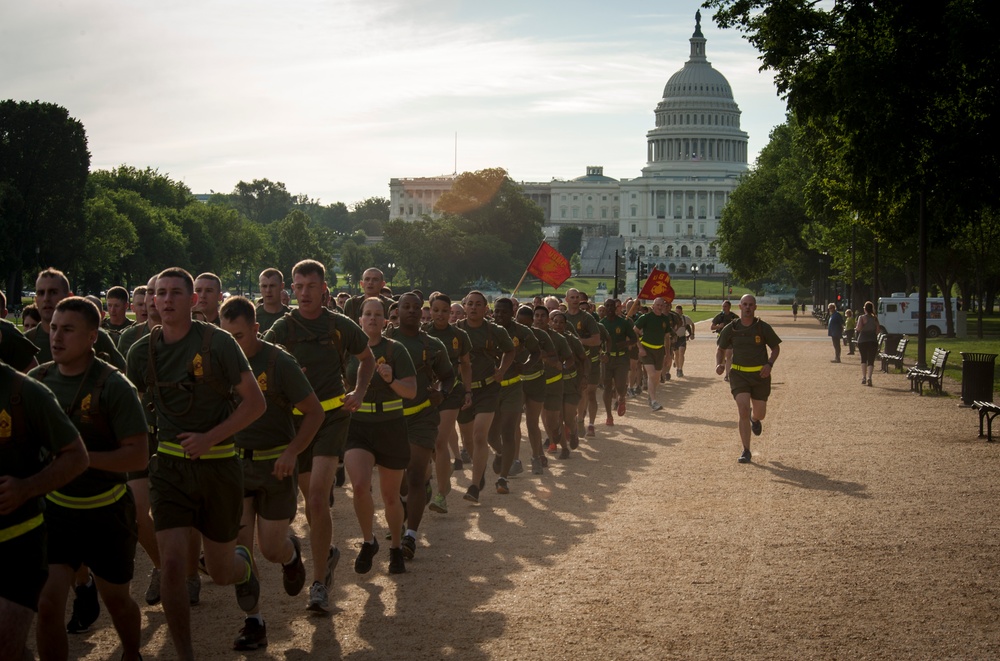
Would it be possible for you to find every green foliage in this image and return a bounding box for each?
[558,226,583,259]
[269,210,329,288]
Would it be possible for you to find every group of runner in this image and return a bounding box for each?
[0,261,780,660]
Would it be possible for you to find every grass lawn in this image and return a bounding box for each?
[911,337,1000,396]
[511,276,752,301]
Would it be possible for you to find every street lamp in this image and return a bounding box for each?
[235,270,241,297]
[387,263,397,285]
[691,265,698,311]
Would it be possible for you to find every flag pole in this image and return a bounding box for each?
[512,241,549,298]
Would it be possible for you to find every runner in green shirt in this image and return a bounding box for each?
[255,268,290,333]
[600,298,637,425]
[564,289,601,438]
[634,297,678,412]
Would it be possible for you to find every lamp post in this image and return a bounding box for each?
[691,264,698,311]
[235,270,241,297]
[387,262,397,286]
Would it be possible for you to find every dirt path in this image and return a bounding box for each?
[62,309,1000,659]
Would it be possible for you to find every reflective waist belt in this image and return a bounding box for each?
[356,399,403,414]
[590,355,600,362]
[545,374,563,385]
[564,371,578,380]
[730,364,764,373]
[158,440,236,459]
[0,513,44,543]
[294,395,346,416]
[237,445,289,461]
[46,483,127,510]
[470,376,495,389]
[499,375,521,387]
[640,341,664,350]
[404,399,432,416]
[608,350,627,357]
[521,370,543,382]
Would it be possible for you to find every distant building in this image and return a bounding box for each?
[389,11,746,276]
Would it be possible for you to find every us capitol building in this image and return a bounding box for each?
[389,11,748,278]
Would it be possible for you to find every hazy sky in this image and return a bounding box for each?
[3,0,788,207]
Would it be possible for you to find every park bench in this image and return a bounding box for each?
[907,347,950,395]
[879,337,909,373]
[972,400,1000,442]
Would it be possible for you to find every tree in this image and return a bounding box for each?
[90,165,192,210]
[219,178,294,224]
[558,226,583,263]
[339,241,371,291]
[351,197,390,225]
[0,100,90,296]
[269,210,329,288]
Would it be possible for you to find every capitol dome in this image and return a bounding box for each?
[643,10,748,173]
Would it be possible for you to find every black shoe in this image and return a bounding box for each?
[463,484,480,504]
[495,477,509,494]
[738,449,752,464]
[355,539,379,574]
[453,458,463,471]
[401,534,416,560]
[569,435,579,450]
[66,576,100,634]
[558,448,571,460]
[750,418,762,436]
[233,618,268,651]
[492,454,502,474]
[388,547,406,575]
[282,535,307,597]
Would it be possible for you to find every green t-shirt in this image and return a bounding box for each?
[600,316,637,354]
[524,327,554,377]
[562,332,587,379]
[118,323,151,359]
[498,320,540,379]
[235,342,314,451]
[386,329,454,408]
[455,320,515,382]
[26,325,126,371]
[634,312,677,348]
[717,317,782,367]
[29,358,147,497]
[544,329,573,381]
[0,364,81,529]
[0,318,39,371]
[342,295,392,325]
[424,323,472,382]
[263,309,368,401]
[255,304,290,334]
[126,321,250,443]
[345,338,416,422]
[102,317,134,345]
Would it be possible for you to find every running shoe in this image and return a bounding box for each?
[355,539,380,574]
[650,400,663,412]
[750,418,762,436]
[617,398,627,417]
[307,582,330,613]
[677,369,684,377]
[234,545,260,612]
[429,493,448,513]
[531,457,544,475]
[66,575,100,634]
[569,435,579,450]
[738,449,752,464]
[460,449,472,464]
[867,379,873,387]
[452,458,463,471]
[605,415,614,427]
[282,535,307,597]
[558,448,571,460]
[233,618,268,651]
[463,484,480,504]
[547,442,558,453]
[401,534,416,560]
[539,454,549,468]
[495,477,509,494]
[388,547,406,575]
[510,459,524,476]
[586,425,595,437]
[144,568,161,606]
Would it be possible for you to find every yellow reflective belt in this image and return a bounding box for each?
[356,399,403,414]
[521,370,543,382]
[403,399,432,416]
[471,376,495,389]
[499,375,521,387]
[46,484,127,510]
[590,355,600,362]
[294,395,346,416]
[608,350,627,357]
[545,374,562,385]
[640,340,663,350]
[565,371,577,380]
[0,513,44,543]
[158,441,236,459]
[730,364,764,373]
[237,445,289,461]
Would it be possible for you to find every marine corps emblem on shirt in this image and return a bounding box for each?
[513,336,520,348]
[257,372,268,392]
[0,409,10,438]
[192,353,204,377]
[755,335,762,344]
[452,337,459,351]
[377,356,386,366]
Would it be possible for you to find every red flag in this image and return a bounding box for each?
[638,268,675,302]
[527,241,571,289]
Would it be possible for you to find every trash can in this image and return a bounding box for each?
[961,352,997,406]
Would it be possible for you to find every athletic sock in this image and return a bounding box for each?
[405,528,417,539]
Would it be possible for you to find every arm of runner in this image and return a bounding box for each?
[343,345,376,413]
[493,348,516,384]
[275,391,324,479]
[0,436,88,516]
[177,370,265,459]
[87,431,148,473]
[761,346,780,378]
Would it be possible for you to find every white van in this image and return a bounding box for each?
[877,293,965,338]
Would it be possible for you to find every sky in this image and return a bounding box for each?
[2,0,788,207]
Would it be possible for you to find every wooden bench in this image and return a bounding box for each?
[879,337,909,373]
[907,347,950,395]
[972,400,1000,442]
